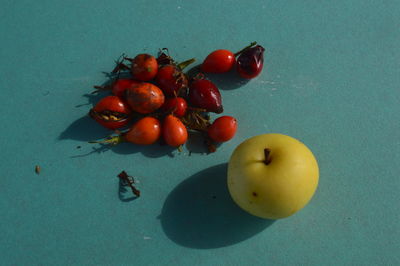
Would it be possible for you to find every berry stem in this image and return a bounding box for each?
[89,135,125,145]
[234,41,257,57]
[177,58,196,70]
[187,106,207,112]
[91,85,110,94]
[263,148,272,165]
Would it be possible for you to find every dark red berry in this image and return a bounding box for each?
[236,45,265,79]
[189,79,223,113]
[155,65,188,97]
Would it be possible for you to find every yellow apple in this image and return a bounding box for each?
[227,133,319,219]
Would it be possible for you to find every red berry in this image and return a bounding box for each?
[236,45,265,79]
[208,116,237,142]
[155,65,188,97]
[125,83,165,114]
[201,49,235,73]
[162,115,188,147]
[189,79,223,113]
[161,97,187,117]
[90,96,131,130]
[131,54,158,81]
[111,79,141,98]
[124,117,161,145]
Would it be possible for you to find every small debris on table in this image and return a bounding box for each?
[117,170,140,197]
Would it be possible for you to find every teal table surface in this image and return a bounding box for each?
[1,1,399,265]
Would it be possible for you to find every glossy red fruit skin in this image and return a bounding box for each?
[208,116,237,142]
[91,96,131,130]
[236,45,265,79]
[201,49,235,73]
[162,115,188,147]
[161,97,187,117]
[124,117,161,145]
[155,65,188,97]
[131,54,158,81]
[112,79,141,98]
[189,79,223,113]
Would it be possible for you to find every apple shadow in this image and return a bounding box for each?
[160,163,274,249]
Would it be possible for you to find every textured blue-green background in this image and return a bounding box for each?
[1,0,399,265]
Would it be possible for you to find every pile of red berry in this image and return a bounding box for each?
[89,42,265,152]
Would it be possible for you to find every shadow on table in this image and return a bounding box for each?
[59,113,217,158]
[184,131,214,154]
[159,163,274,249]
[58,114,178,158]
[58,115,110,142]
[186,65,250,90]
[118,178,139,202]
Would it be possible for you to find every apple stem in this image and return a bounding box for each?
[264,148,272,165]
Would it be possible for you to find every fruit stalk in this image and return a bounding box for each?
[89,135,125,145]
[264,148,272,165]
[234,41,257,56]
[177,58,196,70]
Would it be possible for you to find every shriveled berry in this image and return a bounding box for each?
[236,45,265,79]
